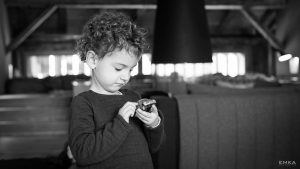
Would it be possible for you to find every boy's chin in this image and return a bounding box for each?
[106,87,122,93]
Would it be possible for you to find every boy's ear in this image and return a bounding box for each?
[86,51,98,69]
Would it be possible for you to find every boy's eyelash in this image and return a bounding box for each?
[114,67,133,72]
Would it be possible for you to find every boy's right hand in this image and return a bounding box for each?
[118,102,138,123]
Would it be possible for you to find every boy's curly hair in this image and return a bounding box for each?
[75,11,149,61]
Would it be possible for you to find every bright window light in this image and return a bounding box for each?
[30,56,37,77]
[175,64,185,77]
[72,54,80,75]
[211,55,217,74]
[203,63,213,75]
[151,64,156,75]
[216,53,227,75]
[184,63,194,78]
[142,53,152,75]
[37,73,44,79]
[61,56,68,76]
[49,55,56,77]
[26,52,246,79]
[228,53,238,77]
[237,53,246,75]
[151,52,245,78]
[8,64,13,79]
[195,63,204,76]
[165,64,175,76]
[289,56,299,74]
[156,64,165,76]
[84,63,91,76]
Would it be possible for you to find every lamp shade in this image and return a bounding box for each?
[152,0,212,64]
[276,0,300,57]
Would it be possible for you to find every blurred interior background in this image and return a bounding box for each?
[0,0,299,95]
[0,0,300,169]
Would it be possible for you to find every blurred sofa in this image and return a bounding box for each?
[153,84,300,169]
[5,75,90,94]
[1,82,300,169]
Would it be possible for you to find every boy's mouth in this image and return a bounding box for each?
[115,83,125,86]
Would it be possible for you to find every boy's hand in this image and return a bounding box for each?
[135,105,160,128]
[118,102,138,123]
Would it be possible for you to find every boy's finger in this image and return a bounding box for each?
[136,109,151,118]
[151,105,157,110]
[124,105,135,113]
[135,113,149,123]
[150,105,158,113]
[128,102,138,106]
[130,111,134,117]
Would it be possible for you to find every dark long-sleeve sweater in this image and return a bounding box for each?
[69,89,165,169]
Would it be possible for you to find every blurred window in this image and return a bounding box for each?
[27,52,245,79]
[142,52,245,79]
[27,54,91,78]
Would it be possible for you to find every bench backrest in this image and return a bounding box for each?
[0,94,72,159]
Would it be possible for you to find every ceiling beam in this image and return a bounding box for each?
[5,0,285,10]
[4,0,157,6]
[207,4,284,10]
[240,7,282,50]
[5,5,58,54]
[5,0,286,7]
[4,2,285,54]
[57,4,285,10]
[27,34,82,42]
[58,4,156,9]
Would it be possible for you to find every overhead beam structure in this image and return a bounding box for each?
[5,5,58,54]
[5,3,285,54]
[240,7,282,50]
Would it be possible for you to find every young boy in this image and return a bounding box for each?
[68,12,165,169]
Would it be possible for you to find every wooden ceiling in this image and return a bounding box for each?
[3,0,287,53]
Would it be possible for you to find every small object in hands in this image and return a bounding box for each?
[137,99,156,112]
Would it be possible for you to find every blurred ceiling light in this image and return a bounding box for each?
[278,54,292,62]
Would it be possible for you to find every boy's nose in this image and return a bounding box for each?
[120,72,130,82]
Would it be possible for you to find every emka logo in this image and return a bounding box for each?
[279,160,296,167]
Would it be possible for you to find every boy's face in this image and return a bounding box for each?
[93,48,139,94]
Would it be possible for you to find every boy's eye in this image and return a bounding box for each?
[115,68,122,71]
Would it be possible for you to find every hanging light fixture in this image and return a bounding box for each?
[278,53,292,62]
[152,0,212,64]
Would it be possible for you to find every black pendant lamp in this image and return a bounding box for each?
[276,0,300,57]
[152,0,212,64]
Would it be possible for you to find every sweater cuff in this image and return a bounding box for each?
[145,116,161,129]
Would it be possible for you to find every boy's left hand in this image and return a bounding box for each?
[135,105,160,128]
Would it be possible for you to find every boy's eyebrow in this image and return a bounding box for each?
[114,63,137,68]
[114,63,127,67]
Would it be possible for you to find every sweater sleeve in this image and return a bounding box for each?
[69,96,132,166]
[126,89,165,153]
[144,109,166,153]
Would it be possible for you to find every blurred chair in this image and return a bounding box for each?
[72,80,91,96]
